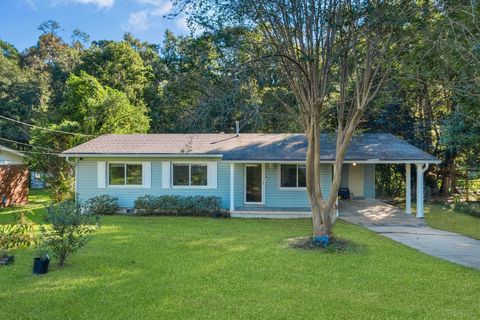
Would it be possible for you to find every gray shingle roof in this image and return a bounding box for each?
[62,133,440,162]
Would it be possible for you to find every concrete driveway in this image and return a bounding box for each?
[339,199,480,270]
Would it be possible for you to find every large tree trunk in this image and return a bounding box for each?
[440,149,457,195]
[305,116,359,237]
[305,121,332,237]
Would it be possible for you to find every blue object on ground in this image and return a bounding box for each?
[312,235,330,247]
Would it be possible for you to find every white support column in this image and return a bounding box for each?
[416,163,424,218]
[229,163,235,212]
[405,163,411,214]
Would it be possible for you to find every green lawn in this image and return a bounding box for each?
[424,204,480,240]
[399,202,480,240]
[0,189,50,224]
[1,192,480,319]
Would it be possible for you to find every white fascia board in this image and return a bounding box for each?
[61,153,223,158]
[223,159,441,164]
[0,146,25,158]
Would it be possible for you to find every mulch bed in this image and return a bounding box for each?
[287,236,356,253]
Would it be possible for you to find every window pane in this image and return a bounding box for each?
[109,164,125,185]
[281,164,297,188]
[126,164,142,185]
[298,165,306,187]
[191,165,208,186]
[173,164,189,186]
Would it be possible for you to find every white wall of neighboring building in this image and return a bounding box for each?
[0,148,24,165]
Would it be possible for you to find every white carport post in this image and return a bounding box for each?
[405,164,412,214]
[229,163,235,212]
[416,163,424,218]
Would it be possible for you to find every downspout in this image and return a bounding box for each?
[422,163,429,173]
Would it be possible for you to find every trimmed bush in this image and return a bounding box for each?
[84,195,120,215]
[452,202,480,218]
[133,195,223,217]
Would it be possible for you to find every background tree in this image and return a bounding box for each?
[29,71,150,201]
[175,0,410,237]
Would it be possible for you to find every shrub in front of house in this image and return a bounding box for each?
[84,195,120,215]
[42,201,100,267]
[133,195,223,217]
[452,202,480,218]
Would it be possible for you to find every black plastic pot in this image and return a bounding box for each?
[33,258,50,275]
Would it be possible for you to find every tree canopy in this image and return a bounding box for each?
[0,2,478,204]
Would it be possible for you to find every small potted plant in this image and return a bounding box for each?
[32,241,50,275]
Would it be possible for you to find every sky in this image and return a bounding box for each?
[0,0,190,51]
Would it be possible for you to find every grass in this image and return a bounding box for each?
[0,189,50,224]
[398,201,480,240]
[423,204,480,240]
[1,191,480,319]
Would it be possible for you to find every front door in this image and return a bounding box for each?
[245,164,263,204]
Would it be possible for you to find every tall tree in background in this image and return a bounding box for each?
[29,71,150,201]
[177,0,407,237]
[0,41,41,144]
[147,29,299,133]
[80,41,151,108]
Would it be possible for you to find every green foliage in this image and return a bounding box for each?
[457,179,480,191]
[28,71,149,201]
[84,195,120,215]
[63,71,150,134]
[452,200,480,218]
[2,216,480,318]
[133,195,222,216]
[28,121,82,202]
[41,201,100,266]
[34,238,50,260]
[375,164,405,199]
[0,211,36,258]
[80,41,151,107]
[1,11,479,201]
[0,53,41,144]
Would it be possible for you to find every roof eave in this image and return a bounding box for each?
[60,153,224,158]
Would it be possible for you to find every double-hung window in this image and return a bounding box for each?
[172,163,208,187]
[280,164,306,188]
[109,163,143,186]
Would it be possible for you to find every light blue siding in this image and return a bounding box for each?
[76,158,337,210]
[76,157,230,208]
[363,164,375,199]
[233,163,244,206]
[263,163,331,208]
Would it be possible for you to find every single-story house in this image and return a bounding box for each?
[62,133,440,218]
[0,145,29,206]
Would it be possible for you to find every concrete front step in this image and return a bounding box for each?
[231,211,312,219]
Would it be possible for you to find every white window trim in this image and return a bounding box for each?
[244,163,265,205]
[278,163,307,191]
[107,161,144,188]
[171,161,210,189]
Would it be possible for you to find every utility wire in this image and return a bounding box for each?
[4,148,61,156]
[0,114,96,137]
[22,150,61,156]
[0,137,61,153]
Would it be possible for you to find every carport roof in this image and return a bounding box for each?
[62,133,440,163]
